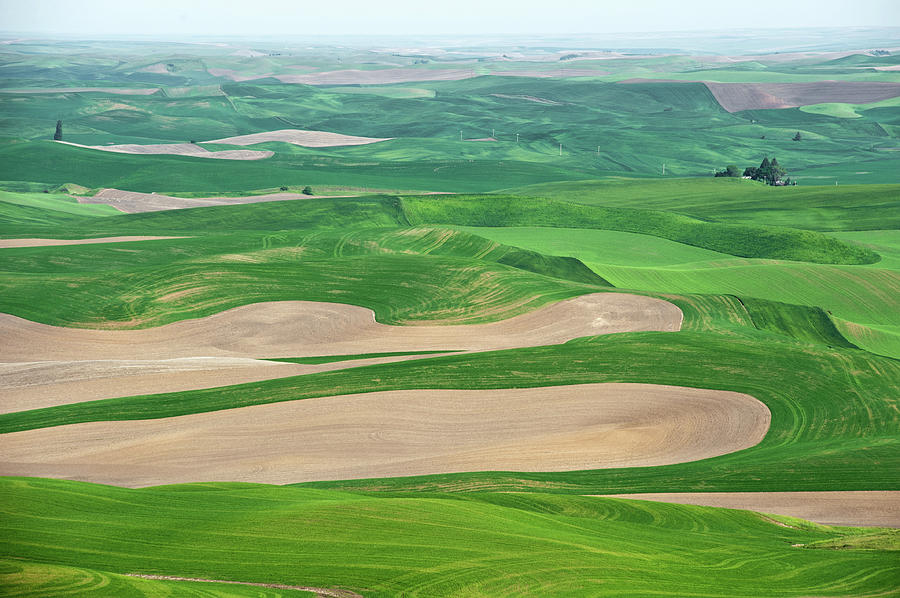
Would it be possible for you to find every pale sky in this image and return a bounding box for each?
[1,0,899,37]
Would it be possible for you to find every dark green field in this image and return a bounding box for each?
[1,33,898,597]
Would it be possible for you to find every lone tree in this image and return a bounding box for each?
[53,120,63,141]
[302,186,314,195]
[793,131,802,141]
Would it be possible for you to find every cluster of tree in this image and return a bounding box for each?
[53,120,62,141]
[278,186,314,195]
[715,157,796,185]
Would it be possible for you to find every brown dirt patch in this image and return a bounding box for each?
[206,129,391,147]
[54,141,272,160]
[0,87,159,95]
[0,383,768,487]
[597,492,900,528]
[126,575,361,598]
[79,188,349,213]
[0,354,454,413]
[618,79,900,112]
[0,236,185,248]
[0,293,681,410]
[275,68,477,85]
[0,293,681,362]
[491,69,609,78]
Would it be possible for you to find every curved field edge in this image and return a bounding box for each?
[0,224,611,329]
[832,319,900,360]
[0,559,318,597]
[2,325,897,493]
[1,478,897,598]
[0,383,770,487]
[401,194,880,265]
[3,192,879,267]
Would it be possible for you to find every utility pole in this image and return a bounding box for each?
[516,133,519,143]
[597,146,600,154]
[559,143,562,156]
[492,128,495,138]
[662,163,666,175]
[459,130,463,141]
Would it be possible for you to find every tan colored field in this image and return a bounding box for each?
[0,87,160,95]
[618,79,900,112]
[599,492,900,528]
[0,236,185,248]
[54,141,273,160]
[704,81,900,112]
[0,293,682,362]
[80,188,343,213]
[0,383,769,487]
[206,129,392,147]
[274,68,477,85]
[0,293,680,411]
[2,353,455,413]
[490,69,609,78]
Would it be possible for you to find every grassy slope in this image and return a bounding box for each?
[0,140,595,194]
[505,177,900,231]
[468,183,900,357]
[0,214,609,327]
[455,225,897,340]
[0,190,120,218]
[0,559,316,597]
[1,478,896,598]
[402,194,878,264]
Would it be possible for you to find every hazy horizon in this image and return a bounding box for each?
[2,0,899,38]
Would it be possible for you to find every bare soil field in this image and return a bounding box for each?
[490,69,609,78]
[0,87,160,95]
[0,383,769,487]
[0,236,185,248]
[80,188,344,213]
[599,492,900,528]
[274,68,478,85]
[703,81,900,112]
[0,294,682,362]
[207,129,392,147]
[1,353,455,412]
[0,294,680,408]
[618,80,900,112]
[53,141,273,160]
[125,575,362,598]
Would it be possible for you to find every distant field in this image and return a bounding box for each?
[2,66,897,184]
[506,178,900,230]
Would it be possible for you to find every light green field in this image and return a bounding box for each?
[505,178,900,231]
[800,95,900,118]
[454,226,733,266]
[0,559,316,597]
[0,189,120,218]
[1,478,897,598]
[451,225,899,357]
